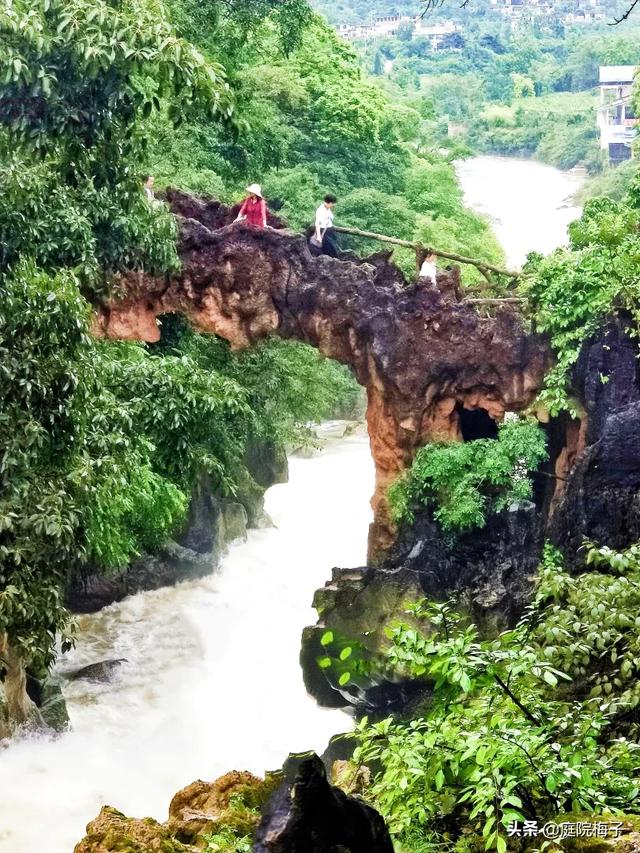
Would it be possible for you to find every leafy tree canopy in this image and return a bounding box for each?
[354,542,640,848]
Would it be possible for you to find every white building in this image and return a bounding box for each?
[597,66,638,165]
[336,15,460,48]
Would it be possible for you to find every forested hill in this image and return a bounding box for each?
[311,0,640,25]
[312,0,640,178]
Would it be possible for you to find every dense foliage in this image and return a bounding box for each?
[0,264,188,669]
[354,543,640,848]
[522,191,640,415]
[0,0,232,296]
[0,0,227,682]
[350,5,640,172]
[388,419,547,532]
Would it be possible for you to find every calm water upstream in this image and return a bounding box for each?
[0,157,582,853]
[0,432,373,853]
[456,155,585,266]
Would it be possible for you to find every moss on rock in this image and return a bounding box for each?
[74,770,283,853]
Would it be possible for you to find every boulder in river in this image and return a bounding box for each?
[75,768,280,852]
[65,659,127,683]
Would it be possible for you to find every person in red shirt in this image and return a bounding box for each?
[234,183,267,228]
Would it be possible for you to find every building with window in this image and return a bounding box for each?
[597,65,638,165]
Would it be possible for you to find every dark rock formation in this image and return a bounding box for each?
[65,659,127,683]
[24,672,70,733]
[549,317,640,569]
[65,540,217,613]
[254,753,394,853]
[301,501,541,711]
[387,499,541,629]
[245,440,289,490]
[73,757,392,853]
[95,190,549,557]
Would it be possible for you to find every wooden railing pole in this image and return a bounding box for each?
[332,225,521,280]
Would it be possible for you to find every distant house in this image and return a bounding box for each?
[336,15,460,49]
[597,65,638,165]
[413,20,460,50]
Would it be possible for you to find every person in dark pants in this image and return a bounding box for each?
[314,194,338,257]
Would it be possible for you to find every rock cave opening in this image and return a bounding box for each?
[456,403,499,442]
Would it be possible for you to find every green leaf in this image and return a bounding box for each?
[320,631,334,646]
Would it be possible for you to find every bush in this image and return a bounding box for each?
[388,419,547,532]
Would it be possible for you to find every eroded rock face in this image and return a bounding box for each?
[74,757,392,853]
[550,318,640,569]
[96,191,549,557]
[167,769,280,843]
[74,768,279,852]
[301,502,542,711]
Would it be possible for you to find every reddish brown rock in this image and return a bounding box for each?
[73,806,193,853]
[95,191,550,558]
[74,770,279,852]
[168,769,279,842]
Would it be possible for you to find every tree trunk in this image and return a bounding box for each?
[0,634,44,734]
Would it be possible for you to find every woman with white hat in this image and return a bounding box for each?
[234,183,268,228]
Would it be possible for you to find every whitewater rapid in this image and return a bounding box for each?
[0,430,373,853]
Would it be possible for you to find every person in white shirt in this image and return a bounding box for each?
[143,174,155,202]
[419,252,438,284]
[313,194,338,257]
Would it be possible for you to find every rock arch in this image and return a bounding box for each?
[95,191,550,558]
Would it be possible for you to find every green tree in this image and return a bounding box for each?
[0,0,233,728]
[355,584,640,846]
[396,20,415,42]
[0,264,187,729]
[0,0,230,297]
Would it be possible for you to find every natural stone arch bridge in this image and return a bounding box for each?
[96,191,549,558]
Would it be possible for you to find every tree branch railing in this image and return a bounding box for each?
[332,224,522,282]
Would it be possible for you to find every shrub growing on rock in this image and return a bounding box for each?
[388,418,547,532]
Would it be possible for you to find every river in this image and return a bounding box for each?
[455,155,584,268]
[0,156,581,853]
[0,431,373,853]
